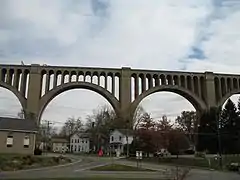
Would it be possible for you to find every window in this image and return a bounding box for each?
[78,139,80,143]
[6,135,13,147]
[78,145,81,152]
[86,140,88,143]
[82,140,84,143]
[75,139,77,143]
[111,136,114,141]
[119,136,122,141]
[71,139,74,143]
[23,135,30,148]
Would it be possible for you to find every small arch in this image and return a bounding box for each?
[180,75,186,88]
[146,74,152,89]
[227,78,232,92]
[38,81,120,122]
[153,74,159,86]
[214,77,221,101]
[160,74,165,85]
[193,76,199,96]
[1,68,7,82]
[173,75,179,86]
[78,71,84,81]
[220,78,226,96]
[8,69,14,85]
[139,74,145,92]
[56,71,62,86]
[200,76,206,101]
[166,75,172,85]
[114,73,120,100]
[233,78,238,89]
[92,72,99,85]
[187,76,192,91]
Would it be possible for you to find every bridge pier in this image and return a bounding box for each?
[25,65,41,124]
[119,67,133,128]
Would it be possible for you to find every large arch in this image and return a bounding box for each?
[131,85,207,117]
[217,90,240,107]
[0,82,27,110]
[38,81,120,122]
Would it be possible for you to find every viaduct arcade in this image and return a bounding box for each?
[0,64,239,126]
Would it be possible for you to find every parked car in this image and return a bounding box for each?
[154,149,171,157]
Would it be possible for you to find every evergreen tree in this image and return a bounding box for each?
[197,107,219,153]
[221,99,239,153]
[221,99,238,128]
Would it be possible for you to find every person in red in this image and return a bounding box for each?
[98,148,103,157]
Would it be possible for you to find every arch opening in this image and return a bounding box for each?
[38,82,120,122]
[131,90,199,150]
[0,86,25,119]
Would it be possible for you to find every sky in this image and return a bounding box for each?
[0,0,240,128]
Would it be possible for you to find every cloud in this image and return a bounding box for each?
[0,0,239,125]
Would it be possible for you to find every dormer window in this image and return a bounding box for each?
[119,136,122,141]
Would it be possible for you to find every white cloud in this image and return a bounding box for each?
[0,0,240,125]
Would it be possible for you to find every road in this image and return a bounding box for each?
[0,155,239,179]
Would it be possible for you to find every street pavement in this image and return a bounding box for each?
[0,154,240,179]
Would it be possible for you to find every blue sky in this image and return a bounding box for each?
[0,0,240,127]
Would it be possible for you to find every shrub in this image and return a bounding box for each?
[195,152,206,158]
[34,148,42,155]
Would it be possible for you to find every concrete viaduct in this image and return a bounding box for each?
[0,64,239,126]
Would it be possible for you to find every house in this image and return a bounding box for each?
[70,132,90,153]
[109,129,134,154]
[51,137,69,153]
[0,117,38,154]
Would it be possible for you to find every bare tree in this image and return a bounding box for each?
[59,117,84,137]
[133,106,151,130]
[17,109,25,119]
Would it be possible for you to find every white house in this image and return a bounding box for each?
[109,129,134,154]
[70,132,90,153]
[52,137,69,153]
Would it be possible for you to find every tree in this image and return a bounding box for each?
[175,111,196,143]
[17,109,25,119]
[221,99,238,129]
[220,99,239,153]
[133,106,147,130]
[197,107,220,153]
[59,117,84,137]
[156,115,173,131]
[85,105,116,151]
[138,113,155,130]
[168,130,190,158]
[155,115,173,149]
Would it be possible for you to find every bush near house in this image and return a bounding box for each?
[0,154,72,171]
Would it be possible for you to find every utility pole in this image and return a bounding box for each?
[43,120,52,153]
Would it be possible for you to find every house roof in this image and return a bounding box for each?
[52,138,68,143]
[77,132,90,138]
[0,117,38,133]
[112,129,134,136]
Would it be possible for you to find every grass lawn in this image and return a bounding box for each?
[0,154,72,171]
[1,177,161,180]
[128,155,240,170]
[90,164,155,171]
